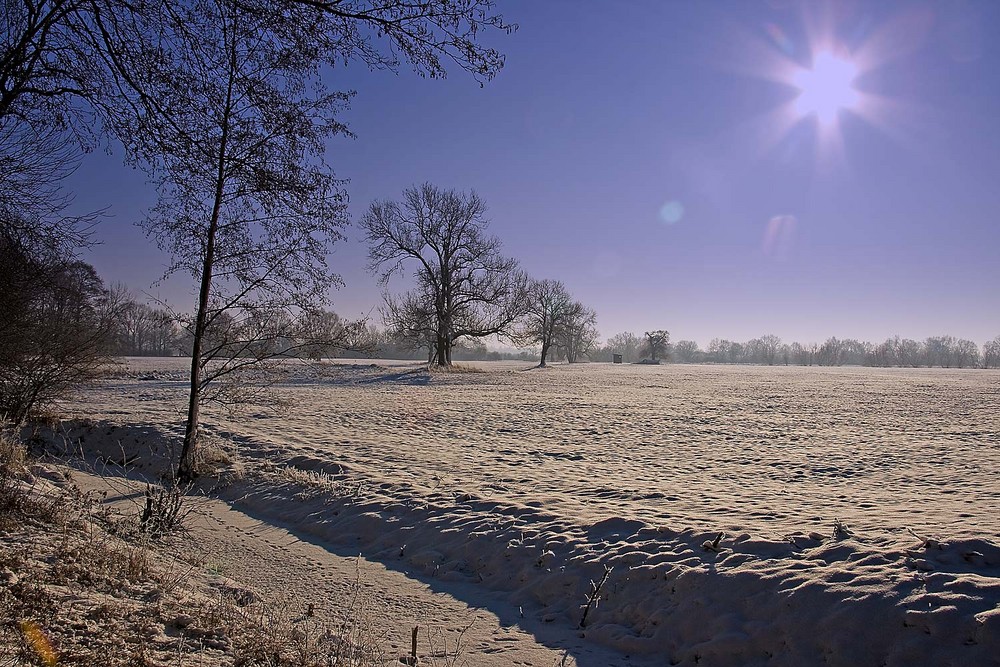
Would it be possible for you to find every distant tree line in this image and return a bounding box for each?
[589,333,1000,369]
[95,285,1000,371]
[105,293,538,362]
[111,299,182,356]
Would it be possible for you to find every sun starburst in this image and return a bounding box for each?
[792,51,859,123]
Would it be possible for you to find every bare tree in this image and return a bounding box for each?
[607,331,642,363]
[882,336,922,368]
[897,338,922,367]
[0,132,104,418]
[839,338,870,366]
[984,336,1000,370]
[707,338,731,364]
[758,334,781,365]
[514,279,579,367]
[728,341,745,364]
[556,303,598,364]
[0,89,104,424]
[643,330,670,363]
[673,340,701,363]
[869,340,891,367]
[816,337,844,366]
[953,339,980,369]
[117,297,156,355]
[362,184,527,366]
[113,1,358,481]
[744,337,763,364]
[299,309,351,361]
[924,336,957,368]
[381,287,438,362]
[147,309,181,356]
[0,220,121,422]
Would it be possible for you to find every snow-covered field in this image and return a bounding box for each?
[60,359,1000,665]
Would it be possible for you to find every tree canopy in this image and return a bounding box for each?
[362,183,527,366]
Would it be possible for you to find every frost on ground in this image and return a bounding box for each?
[2,430,583,666]
[43,360,1000,665]
[0,442,394,667]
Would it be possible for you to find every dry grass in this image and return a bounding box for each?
[279,465,351,498]
[0,428,468,667]
[0,430,27,526]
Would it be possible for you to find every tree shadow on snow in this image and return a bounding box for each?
[357,368,431,386]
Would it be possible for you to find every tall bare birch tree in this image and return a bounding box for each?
[111,0,349,481]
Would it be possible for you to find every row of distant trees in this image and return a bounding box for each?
[62,278,1000,371]
[107,295,539,362]
[587,333,1000,369]
[16,262,999,372]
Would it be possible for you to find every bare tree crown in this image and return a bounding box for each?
[362,183,526,365]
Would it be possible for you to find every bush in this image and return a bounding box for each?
[138,483,190,540]
[0,222,121,422]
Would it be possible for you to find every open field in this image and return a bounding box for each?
[78,359,1000,540]
[51,360,1000,664]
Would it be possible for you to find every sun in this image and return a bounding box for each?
[792,51,859,123]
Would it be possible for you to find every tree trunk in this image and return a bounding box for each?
[435,335,449,367]
[177,193,223,482]
[177,59,234,484]
[177,207,219,483]
[539,341,549,367]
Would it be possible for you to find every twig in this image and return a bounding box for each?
[579,564,613,629]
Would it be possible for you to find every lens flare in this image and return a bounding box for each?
[764,22,796,57]
[763,214,797,256]
[659,201,685,225]
[19,620,58,667]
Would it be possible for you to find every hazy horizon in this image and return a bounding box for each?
[68,0,1000,347]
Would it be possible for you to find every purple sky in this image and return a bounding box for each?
[71,0,1000,347]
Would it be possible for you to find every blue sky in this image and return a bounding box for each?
[71,0,1000,347]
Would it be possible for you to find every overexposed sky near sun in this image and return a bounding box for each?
[793,51,859,121]
[72,0,1000,347]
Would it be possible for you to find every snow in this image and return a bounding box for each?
[50,359,1000,665]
